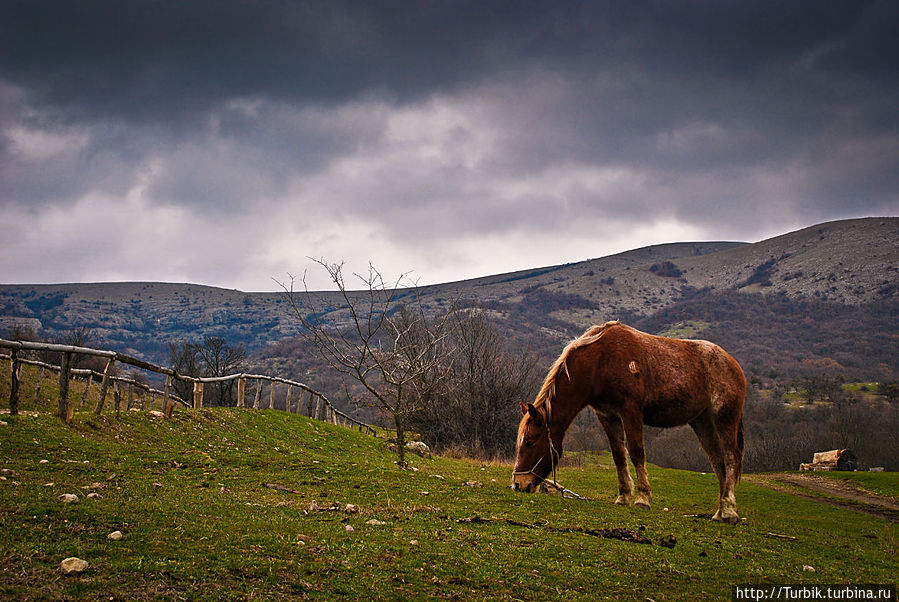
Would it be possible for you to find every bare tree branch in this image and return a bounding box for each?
[277,261,461,467]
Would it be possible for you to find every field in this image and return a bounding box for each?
[1,365,897,600]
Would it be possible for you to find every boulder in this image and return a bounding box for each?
[406,441,432,458]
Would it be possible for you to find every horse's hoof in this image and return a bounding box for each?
[712,511,740,525]
[614,495,632,506]
[634,500,651,510]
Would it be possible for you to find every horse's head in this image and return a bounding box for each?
[512,402,560,492]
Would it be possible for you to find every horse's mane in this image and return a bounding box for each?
[533,320,620,417]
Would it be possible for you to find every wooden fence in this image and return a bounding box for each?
[0,338,375,436]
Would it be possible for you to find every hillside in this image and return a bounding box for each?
[1,217,897,389]
[0,400,896,599]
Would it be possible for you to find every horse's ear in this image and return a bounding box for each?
[526,403,544,426]
[520,402,529,416]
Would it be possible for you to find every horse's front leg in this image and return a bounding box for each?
[622,412,652,509]
[596,411,634,505]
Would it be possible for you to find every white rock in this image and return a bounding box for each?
[344,504,359,514]
[406,441,432,458]
[39,459,49,464]
[59,493,79,504]
[803,565,816,572]
[60,557,89,575]
[87,493,102,499]
[366,519,387,526]
[345,525,355,533]
[108,531,123,541]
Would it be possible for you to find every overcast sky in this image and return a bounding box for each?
[2,1,897,291]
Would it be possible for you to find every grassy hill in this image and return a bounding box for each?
[1,372,897,600]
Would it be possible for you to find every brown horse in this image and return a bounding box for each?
[512,321,746,523]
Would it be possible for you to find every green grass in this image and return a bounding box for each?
[1,364,898,600]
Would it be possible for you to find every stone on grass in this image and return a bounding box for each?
[59,493,79,504]
[366,519,387,526]
[406,441,432,458]
[87,492,102,499]
[60,557,89,575]
[345,525,355,533]
[463,481,483,488]
[108,530,123,541]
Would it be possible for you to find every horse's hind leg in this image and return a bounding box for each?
[621,411,652,509]
[690,408,739,524]
[596,411,634,505]
[714,411,742,524]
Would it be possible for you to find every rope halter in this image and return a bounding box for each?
[512,406,583,499]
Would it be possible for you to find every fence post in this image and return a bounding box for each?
[95,358,116,415]
[253,379,262,409]
[285,384,293,413]
[161,375,172,415]
[127,382,135,411]
[304,389,314,417]
[164,378,176,418]
[80,373,91,407]
[237,377,246,408]
[34,365,44,405]
[193,381,204,409]
[58,352,72,423]
[113,380,121,417]
[268,382,275,410]
[312,395,322,421]
[8,349,19,416]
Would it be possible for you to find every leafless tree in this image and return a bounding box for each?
[408,308,541,458]
[280,260,458,467]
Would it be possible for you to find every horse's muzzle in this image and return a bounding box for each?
[512,480,535,493]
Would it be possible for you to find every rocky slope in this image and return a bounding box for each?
[2,217,897,384]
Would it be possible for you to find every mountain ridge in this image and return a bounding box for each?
[2,217,897,387]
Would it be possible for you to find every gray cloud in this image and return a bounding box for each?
[1,1,897,290]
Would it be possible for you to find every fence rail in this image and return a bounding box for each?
[0,339,374,436]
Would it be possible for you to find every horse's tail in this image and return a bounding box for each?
[735,418,744,483]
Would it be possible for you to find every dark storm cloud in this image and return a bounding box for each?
[1,0,897,289]
[6,1,895,118]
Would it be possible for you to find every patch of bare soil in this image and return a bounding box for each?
[746,473,899,522]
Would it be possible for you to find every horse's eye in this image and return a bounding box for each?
[524,440,536,448]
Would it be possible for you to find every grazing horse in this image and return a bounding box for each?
[512,321,746,523]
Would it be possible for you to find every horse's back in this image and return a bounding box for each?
[603,324,745,425]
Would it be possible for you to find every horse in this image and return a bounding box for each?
[512,321,746,524]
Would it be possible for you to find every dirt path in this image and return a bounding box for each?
[746,473,899,523]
